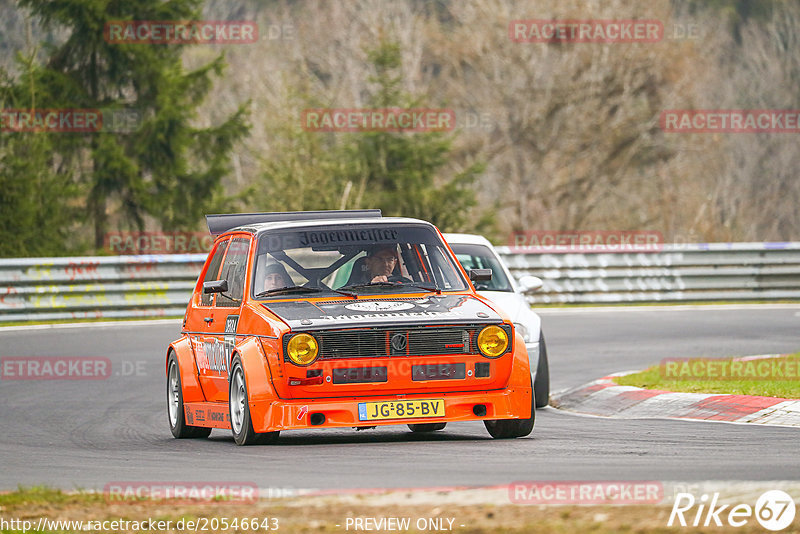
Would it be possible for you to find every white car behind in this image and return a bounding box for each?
[445,233,550,408]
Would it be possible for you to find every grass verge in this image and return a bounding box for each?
[0,487,783,534]
[614,352,800,398]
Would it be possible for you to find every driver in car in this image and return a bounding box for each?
[364,245,410,283]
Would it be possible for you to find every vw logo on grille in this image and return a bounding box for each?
[391,333,407,352]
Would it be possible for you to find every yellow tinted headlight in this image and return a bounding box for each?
[477,325,509,358]
[286,333,319,366]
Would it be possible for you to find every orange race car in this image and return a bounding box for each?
[166,210,535,445]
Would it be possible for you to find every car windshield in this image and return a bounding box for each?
[251,223,468,298]
[449,243,514,292]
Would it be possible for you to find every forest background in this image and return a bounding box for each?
[0,0,797,256]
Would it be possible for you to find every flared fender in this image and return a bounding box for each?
[167,336,205,403]
[235,337,279,403]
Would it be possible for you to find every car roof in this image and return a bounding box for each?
[222,216,437,238]
[444,233,520,292]
[443,233,495,247]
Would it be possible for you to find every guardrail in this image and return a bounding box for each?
[0,255,205,322]
[0,243,798,322]
[497,242,800,304]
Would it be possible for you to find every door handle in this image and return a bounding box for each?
[204,316,214,324]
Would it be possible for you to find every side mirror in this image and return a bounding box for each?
[203,279,228,294]
[469,268,492,282]
[518,275,543,292]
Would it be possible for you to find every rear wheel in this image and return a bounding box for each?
[167,353,211,439]
[229,356,280,446]
[534,332,550,408]
[407,423,446,433]
[484,377,535,439]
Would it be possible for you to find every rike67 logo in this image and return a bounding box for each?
[669,490,796,531]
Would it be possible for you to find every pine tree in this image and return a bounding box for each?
[345,41,488,232]
[0,47,82,256]
[13,0,249,249]
[257,40,490,233]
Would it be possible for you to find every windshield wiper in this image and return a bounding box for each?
[339,282,401,292]
[330,288,358,298]
[403,282,441,294]
[255,286,324,298]
[256,285,358,299]
[339,281,441,294]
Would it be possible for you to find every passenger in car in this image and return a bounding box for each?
[261,263,293,291]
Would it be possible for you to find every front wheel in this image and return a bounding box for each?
[484,378,535,439]
[229,357,280,446]
[408,423,446,433]
[167,353,211,439]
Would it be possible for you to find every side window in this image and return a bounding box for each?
[216,237,251,308]
[200,240,229,307]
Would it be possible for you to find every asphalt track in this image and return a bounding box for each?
[1,306,799,491]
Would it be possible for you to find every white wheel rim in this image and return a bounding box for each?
[168,361,179,427]
[230,368,246,434]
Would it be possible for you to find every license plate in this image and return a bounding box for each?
[358,399,445,421]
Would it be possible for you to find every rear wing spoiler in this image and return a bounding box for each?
[205,210,382,235]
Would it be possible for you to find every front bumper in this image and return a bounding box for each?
[249,385,532,433]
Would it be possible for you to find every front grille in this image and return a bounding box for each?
[284,326,484,361]
[318,330,385,359]
[408,329,470,356]
[320,327,475,359]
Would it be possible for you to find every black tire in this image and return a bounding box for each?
[229,356,280,446]
[407,422,447,432]
[484,376,535,439]
[534,332,550,408]
[167,352,211,439]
